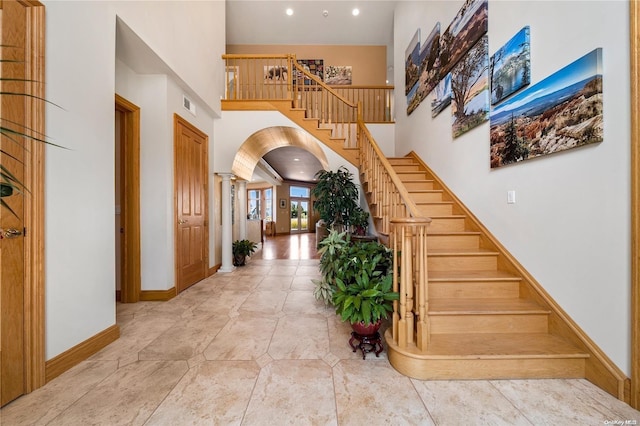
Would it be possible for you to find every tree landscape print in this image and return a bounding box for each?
[490,26,531,105]
[439,0,488,77]
[451,35,489,138]
[405,29,421,114]
[490,48,603,168]
[411,22,441,114]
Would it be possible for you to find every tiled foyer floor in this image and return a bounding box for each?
[2,256,640,425]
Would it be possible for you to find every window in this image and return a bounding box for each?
[264,188,273,221]
[248,190,260,220]
[290,186,310,198]
[247,187,273,221]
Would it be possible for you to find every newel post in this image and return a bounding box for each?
[390,217,432,351]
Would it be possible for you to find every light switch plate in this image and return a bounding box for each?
[507,190,516,204]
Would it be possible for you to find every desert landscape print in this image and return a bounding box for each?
[490,48,603,168]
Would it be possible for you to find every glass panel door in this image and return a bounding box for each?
[290,200,309,233]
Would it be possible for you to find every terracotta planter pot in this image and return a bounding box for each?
[351,320,381,336]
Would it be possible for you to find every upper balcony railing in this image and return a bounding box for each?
[222,54,394,123]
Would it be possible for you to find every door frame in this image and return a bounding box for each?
[1,0,47,395]
[630,0,639,409]
[173,114,209,293]
[114,94,141,303]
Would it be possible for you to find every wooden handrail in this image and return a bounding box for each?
[222,54,394,123]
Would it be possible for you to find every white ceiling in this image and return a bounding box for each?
[225,0,397,47]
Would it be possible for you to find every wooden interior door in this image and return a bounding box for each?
[0,1,26,405]
[1,0,45,406]
[174,114,208,293]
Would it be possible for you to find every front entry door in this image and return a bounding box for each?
[290,200,309,233]
[174,115,208,293]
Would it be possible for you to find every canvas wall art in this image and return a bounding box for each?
[451,35,490,138]
[439,0,488,77]
[297,59,324,84]
[432,73,452,118]
[264,66,288,82]
[490,26,531,105]
[325,65,352,85]
[415,22,441,110]
[490,48,603,168]
[405,29,421,96]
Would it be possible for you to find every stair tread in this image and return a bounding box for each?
[428,231,481,236]
[428,248,498,256]
[424,333,588,358]
[408,189,443,193]
[429,298,549,314]
[415,201,454,205]
[429,270,520,281]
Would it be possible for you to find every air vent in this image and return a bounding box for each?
[183,95,196,116]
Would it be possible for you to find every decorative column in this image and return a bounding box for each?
[237,179,247,240]
[218,173,235,273]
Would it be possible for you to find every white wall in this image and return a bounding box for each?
[43,1,225,359]
[394,1,631,373]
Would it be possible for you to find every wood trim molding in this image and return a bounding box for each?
[209,264,221,276]
[45,325,120,383]
[139,287,177,302]
[115,94,141,303]
[22,0,46,393]
[630,0,640,410]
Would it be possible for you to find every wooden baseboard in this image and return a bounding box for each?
[45,324,120,383]
[139,287,177,302]
[209,264,221,276]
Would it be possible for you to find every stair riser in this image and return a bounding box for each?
[427,234,480,250]
[430,314,549,334]
[429,282,520,299]
[417,204,454,216]
[428,218,466,232]
[393,164,422,172]
[403,181,435,191]
[388,158,419,166]
[387,351,585,380]
[397,172,429,180]
[428,255,498,271]
[409,192,444,202]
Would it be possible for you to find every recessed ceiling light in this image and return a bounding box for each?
[286,8,294,16]
[293,158,300,161]
[352,8,360,16]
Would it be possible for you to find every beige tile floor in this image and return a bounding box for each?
[2,257,640,425]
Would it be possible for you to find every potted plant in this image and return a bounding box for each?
[312,230,349,305]
[311,166,359,245]
[350,207,369,236]
[331,239,398,334]
[232,239,258,266]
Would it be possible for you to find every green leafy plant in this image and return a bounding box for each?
[312,229,349,305]
[1,44,63,216]
[350,206,369,236]
[330,237,398,326]
[232,239,258,266]
[311,166,359,229]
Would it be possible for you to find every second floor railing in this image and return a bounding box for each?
[222,54,394,123]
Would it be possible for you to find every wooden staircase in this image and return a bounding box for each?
[364,154,626,398]
[220,54,627,401]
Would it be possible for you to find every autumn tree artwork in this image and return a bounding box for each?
[439,0,488,77]
[490,48,603,168]
[451,35,489,138]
